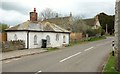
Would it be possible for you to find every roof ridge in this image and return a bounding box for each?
[6,21,70,33]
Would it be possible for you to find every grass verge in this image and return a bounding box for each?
[68,36,106,47]
[103,53,120,74]
[46,47,59,52]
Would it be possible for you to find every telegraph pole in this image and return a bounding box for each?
[106,24,108,34]
[115,0,120,71]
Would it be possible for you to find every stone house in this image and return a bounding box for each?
[83,15,101,29]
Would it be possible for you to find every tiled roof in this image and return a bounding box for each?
[6,20,70,33]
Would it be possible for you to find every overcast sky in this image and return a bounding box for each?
[0,0,116,26]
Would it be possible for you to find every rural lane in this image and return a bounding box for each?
[2,37,114,72]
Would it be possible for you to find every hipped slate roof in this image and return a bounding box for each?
[6,20,70,33]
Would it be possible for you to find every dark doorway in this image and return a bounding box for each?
[41,39,47,48]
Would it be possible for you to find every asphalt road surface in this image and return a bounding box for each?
[2,37,114,72]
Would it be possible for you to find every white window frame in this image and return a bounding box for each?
[56,34,59,41]
[34,35,38,45]
[63,35,66,43]
[14,34,17,40]
[46,35,50,45]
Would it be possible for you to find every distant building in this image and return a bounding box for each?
[42,13,84,41]
[42,13,102,40]
[83,15,101,29]
[43,12,73,31]
[6,8,70,49]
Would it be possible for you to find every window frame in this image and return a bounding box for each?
[63,35,66,43]
[46,35,51,45]
[56,34,59,41]
[34,35,38,45]
[14,34,17,40]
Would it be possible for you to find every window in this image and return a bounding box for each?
[46,35,50,45]
[14,34,17,40]
[56,34,59,41]
[34,35,37,45]
[63,35,66,43]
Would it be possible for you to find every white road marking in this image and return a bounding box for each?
[60,52,82,62]
[13,58,21,61]
[38,70,42,72]
[35,70,42,74]
[84,47,94,51]
[4,61,11,63]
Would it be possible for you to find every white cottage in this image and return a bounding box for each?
[6,8,70,49]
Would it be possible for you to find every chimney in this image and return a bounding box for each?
[30,8,38,21]
[70,12,72,17]
[56,13,58,18]
[34,8,36,12]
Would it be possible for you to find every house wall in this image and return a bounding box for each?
[92,21,101,29]
[7,31,28,48]
[70,33,83,41]
[7,31,70,49]
[29,32,70,49]
[92,16,101,29]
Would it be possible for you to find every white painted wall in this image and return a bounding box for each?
[29,32,70,49]
[7,31,70,49]
[7,31,28,48]
[92,21,101,29]
[29,32,43,48]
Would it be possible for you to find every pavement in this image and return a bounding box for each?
[1,48,47,61]
[2,37,114,72]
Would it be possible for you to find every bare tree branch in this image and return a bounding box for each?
[40,8,57,20]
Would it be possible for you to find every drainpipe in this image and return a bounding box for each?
[27,31,29,49]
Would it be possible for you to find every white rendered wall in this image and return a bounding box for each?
[29,32,43,48]
[7,31,70,49]
[29,32,70,49]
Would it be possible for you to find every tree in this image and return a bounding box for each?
[71,16,90,33]
[71,15,103,37]
[86,29,96,37]
[40,8,58,19]
[98,13,115,35]
[0,23,9,30]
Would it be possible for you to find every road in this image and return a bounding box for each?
[2,37,113,72]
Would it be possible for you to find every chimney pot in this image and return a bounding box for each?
[34,8,36,12]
